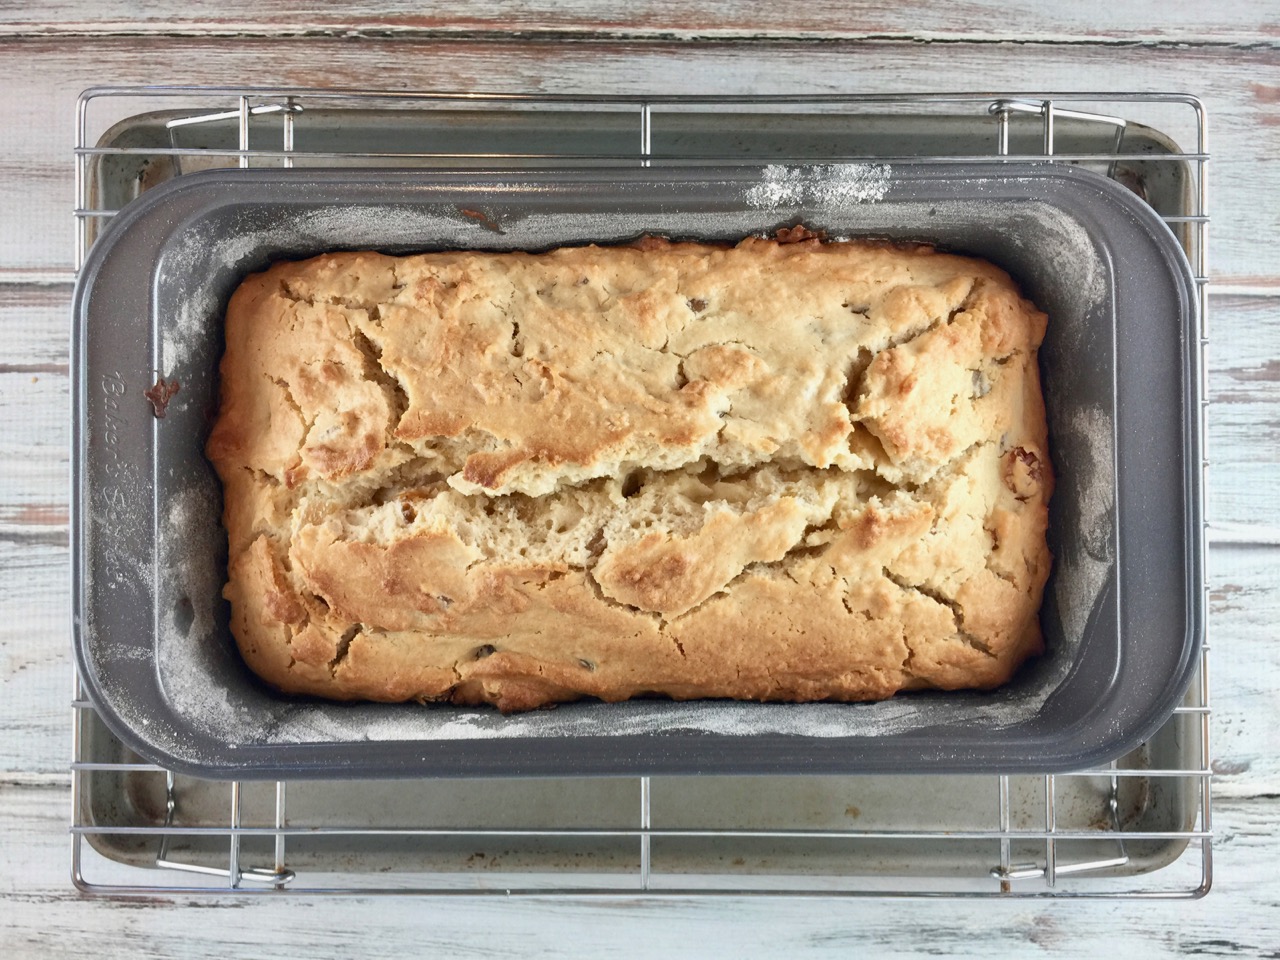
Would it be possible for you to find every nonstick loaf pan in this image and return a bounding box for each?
[71,163,1203,779]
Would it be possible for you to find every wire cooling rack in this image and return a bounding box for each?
[70,87,1211,898]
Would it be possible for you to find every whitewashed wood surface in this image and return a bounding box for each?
[3,4,1279,956]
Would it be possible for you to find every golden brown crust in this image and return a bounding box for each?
[208,236,1053,712]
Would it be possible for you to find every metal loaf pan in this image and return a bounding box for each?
[72,163,1202,779]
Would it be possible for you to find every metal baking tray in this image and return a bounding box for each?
[72,161,1202,779]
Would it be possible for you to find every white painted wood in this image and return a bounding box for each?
[0,40,1278,283]
[0,357,69,539]
[2,4,1279,953]
[1208,295,1280,534]
[1207,546,1280,797]
[0,285,68,369]
[0,0,1276,44]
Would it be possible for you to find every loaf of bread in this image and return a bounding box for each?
[206,234,1052,713]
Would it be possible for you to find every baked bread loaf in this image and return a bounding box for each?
[207,234,1052,713]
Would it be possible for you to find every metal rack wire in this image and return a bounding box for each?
[70,87,1211,899]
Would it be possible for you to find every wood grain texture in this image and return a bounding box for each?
[0,375,67,546]
[1,0,1277,44]
[0,39,1277,284]
[1208,546,1280,797]
[0,542,69,773]
[0,293,69,775]
[0,285,68,369]
[1209,295,1280,540]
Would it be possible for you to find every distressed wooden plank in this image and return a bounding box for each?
[0,39,1275,283]
[0,288,70,773]
[2,0,1277,44]
[1208,545,1280,797]
[1209,295,1280,536]
[0,542,71,773]
[0,283,69,369]
[0,367,68,518]
[0,287,71,541]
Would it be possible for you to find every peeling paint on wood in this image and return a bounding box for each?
[1,2,1278,45]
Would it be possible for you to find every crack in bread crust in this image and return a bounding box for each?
[208,236,1053,712]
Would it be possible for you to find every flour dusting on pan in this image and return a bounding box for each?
[746,164,891,208]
